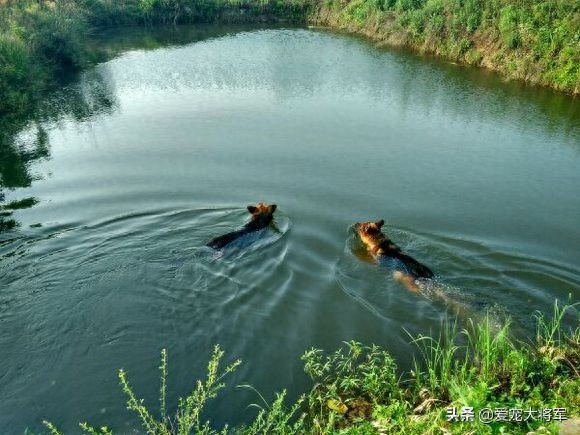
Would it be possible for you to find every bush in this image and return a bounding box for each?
[0,0,317,116]
[313,0,580,93]
[43,302,579,434]
[26,4,88,70]
[499,5,521,48]
[0,33,33,115]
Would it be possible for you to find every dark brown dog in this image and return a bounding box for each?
[354,219,433,293]
[207,203,277,249]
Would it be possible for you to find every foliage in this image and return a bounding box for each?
[45,345,243,435]
[0,0,578,117]
[0,0,89,116]
[75,0,315,26]
[43,302,579,434]
[0,33,33,115]
[311,0,580,94]
[302,342,398,414]
[0,0,316,117]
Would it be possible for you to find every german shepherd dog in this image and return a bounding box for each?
[354,219,434,293]
[207,203,277,250]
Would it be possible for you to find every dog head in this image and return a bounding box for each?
[247,203,277,225]
[354,219,386,253]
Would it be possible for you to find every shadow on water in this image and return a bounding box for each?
[313,28,580,144]
[0,64,117,235]
[0,24,290,236]
[89,23,298,60]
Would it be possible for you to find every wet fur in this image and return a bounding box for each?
[354,220,480,322]
[355,220,433,293]
[207,203,277,250]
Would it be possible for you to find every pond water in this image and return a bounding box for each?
[1,25,579,432]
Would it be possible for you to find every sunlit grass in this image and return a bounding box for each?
[1,0,578,117]
[0,0,315,117]
[44,301,579,434]
[312,0,580,94]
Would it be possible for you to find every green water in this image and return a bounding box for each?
[1,26,579,432]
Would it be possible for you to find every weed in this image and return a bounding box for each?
[43,304,579,433]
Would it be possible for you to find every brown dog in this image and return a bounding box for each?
[354,220,433,293]
[207,203,277,250]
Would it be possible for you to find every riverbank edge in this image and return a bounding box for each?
[307,2,579,97]
[43,302,580,434]
[0,1,311,119]
[1,1,578,120]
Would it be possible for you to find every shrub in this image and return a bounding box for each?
[42,302,579,434]
[301,340,399,429]
[499,5,521,49]
[0,33,33,115]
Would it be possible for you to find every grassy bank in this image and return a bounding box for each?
[0,1,88,117]
[310,0,580,95]
[0,1,578,118]
[0,0,313,118]
[43,302,579,434]
[79,0,313,27]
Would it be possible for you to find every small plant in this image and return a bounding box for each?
[301,340,399,428]
[44,345,241,435]
[238,387,307,434]
[42,302,579,434]
[408,319,464,400]
[535,299,580,378]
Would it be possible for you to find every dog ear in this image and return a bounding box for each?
[375,219,385,229]
[270,204,277,213]
[247,205,258,214]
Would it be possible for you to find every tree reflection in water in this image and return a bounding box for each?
[0,67,117,233]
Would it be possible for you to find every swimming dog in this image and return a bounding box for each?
[354,220,481,321]
[207,203,277,250]
[354,219,433,293]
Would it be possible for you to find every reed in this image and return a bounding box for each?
[43,301,579,434]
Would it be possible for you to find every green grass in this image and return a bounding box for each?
[0,0,314,118]
[43,301,579,434]
[44,345,243,435]
[310,0,580,94]
[78,0,314,26]
[0,0,577,118]
[0,1,89,117]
